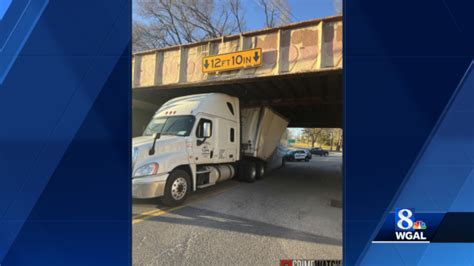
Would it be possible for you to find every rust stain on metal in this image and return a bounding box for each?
[256,33,278,49]
[291,29,318,46]
[132,15,342,89]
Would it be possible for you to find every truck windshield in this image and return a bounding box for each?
[143,115,195,137]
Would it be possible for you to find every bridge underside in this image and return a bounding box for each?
[133,69,342,135]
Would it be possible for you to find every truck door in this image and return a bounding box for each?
[193,117,216,164]
[216,119,238,163]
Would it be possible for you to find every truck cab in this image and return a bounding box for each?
[132,93,288,206]
[132,93,240,205]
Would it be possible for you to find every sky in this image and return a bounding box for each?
[243,0,337,31]
[133,0,338,30]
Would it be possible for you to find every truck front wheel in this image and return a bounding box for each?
[161,169,191,207]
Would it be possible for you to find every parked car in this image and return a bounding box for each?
[310,147,329,157]
[285,150,312,162]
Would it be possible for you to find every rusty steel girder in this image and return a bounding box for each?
[132,15,342,90]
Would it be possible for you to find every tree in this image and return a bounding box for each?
[257,0,291,28]
[133,21,166,51]
[326,128,335,150]
[286,128,294,141]
[133,0,246,52]
[301,128,323,148]
[229,0,245,33]
[335,128,343,151]
[333,0,342,14]
[300,128,343,150]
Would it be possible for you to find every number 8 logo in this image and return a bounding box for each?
[397,209,414,230]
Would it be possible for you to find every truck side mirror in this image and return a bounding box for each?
[197,121,211,146]
[202,122,211,138]
[149,132,161,155]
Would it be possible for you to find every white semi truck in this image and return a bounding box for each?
[132,93,288,206]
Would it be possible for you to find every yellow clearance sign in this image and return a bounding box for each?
[202,48,262,73]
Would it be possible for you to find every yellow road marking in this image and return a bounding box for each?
[132,206,185,225]
[132,184,240,225]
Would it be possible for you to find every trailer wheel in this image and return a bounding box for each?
[161,169,191,207]
[239,160,257,183]
[256,161,265,179]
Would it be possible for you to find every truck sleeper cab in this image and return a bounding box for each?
[132,93,288,206]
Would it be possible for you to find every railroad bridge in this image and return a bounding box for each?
[132,15,342,136]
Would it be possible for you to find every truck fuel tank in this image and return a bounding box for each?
[197,164,235,188]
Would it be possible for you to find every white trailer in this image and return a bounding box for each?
[132,93,288,206]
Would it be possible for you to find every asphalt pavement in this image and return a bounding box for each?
[133,153,342,266]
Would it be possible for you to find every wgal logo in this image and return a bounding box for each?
[394,208,427,241]
[395,208,415,231]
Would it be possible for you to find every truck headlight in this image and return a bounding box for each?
[133,163,159,177]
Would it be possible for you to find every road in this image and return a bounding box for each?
[133,153,342,266]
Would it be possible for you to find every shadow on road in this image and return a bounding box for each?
[146,206,342,246]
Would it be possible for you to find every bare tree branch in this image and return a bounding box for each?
[333,0,342,14]
[257,0,291,28]
[229,0,245,33]
[133,0,246,51]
